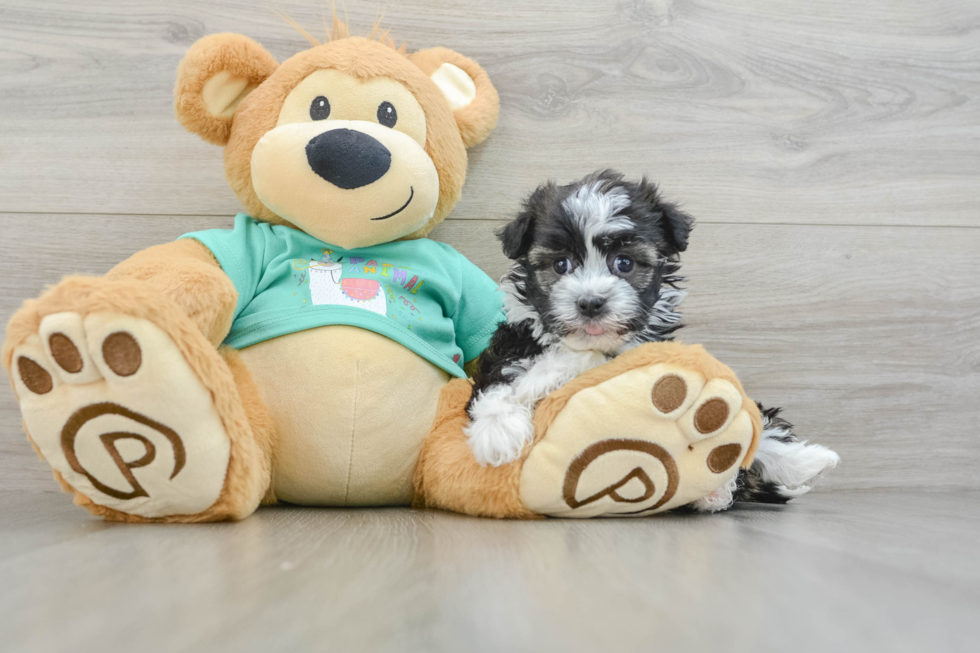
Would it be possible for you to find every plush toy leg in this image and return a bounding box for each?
[2,277,274,522]
[414,342,762,519]
[413,378,537,518]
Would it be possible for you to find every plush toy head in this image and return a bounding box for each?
[174,23,499,249]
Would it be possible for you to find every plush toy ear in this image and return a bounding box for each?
[410,48,500,149]
[174,33,279,146]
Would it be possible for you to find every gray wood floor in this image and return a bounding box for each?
[2,490,978,652]
[0,1,978,650]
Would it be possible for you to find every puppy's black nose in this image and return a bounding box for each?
[306,128,391,189]
[577,296,607,317]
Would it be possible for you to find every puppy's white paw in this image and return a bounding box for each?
[690,475,738,513]
[465,387,535,467]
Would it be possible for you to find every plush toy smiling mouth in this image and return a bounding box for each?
[372,186,414,221]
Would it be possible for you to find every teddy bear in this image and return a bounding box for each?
[1,23,763,522]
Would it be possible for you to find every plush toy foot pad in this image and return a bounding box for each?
[11,312,231,518]
[520,353,757,518]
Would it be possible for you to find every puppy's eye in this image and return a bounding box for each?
[378,101,397,128]
[614,255,634,274]
[553,258,572,275]
[310,96,331,120]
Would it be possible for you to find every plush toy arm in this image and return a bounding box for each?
[104,239,238,347]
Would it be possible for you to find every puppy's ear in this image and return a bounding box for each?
[659,202,695,255]
[497,183,553,259]
[498,209,536,260]
[174,33,278,146]
[634,177,695,256]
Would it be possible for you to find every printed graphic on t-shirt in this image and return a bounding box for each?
[291,250,427,327]
[309,259,387,315]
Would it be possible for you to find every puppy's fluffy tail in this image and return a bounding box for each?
[684,404,840,513]
[733,405,840,504]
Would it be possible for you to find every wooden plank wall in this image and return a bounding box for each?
[1,0,978,493]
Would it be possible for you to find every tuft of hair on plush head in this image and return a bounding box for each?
[275,6,407,53]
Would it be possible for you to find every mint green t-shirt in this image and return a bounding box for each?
[181,214,504,378]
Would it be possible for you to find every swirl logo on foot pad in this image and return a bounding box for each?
[61,402,186,501]
[562,439,679,512]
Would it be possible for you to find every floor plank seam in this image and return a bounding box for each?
[3,211,979,231]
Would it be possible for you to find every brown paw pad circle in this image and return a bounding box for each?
[17,357,53,395]
[49,333,83,373]
[706,443,742,474]
[651,374,687,413]
[102,332,141,377]
[695,398,730,434]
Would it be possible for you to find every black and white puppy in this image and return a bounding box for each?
[466,170,838,512]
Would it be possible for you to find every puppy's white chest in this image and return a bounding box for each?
[547,347,608,375]
[513,347,607,401]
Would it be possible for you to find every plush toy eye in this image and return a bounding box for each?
[553,258,572,275]
[377,101,397,128]
[614,255,634,274]
[310,96,331,120]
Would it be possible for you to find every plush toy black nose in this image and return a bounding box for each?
[306,129,392,189]
[577,296,607,317]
